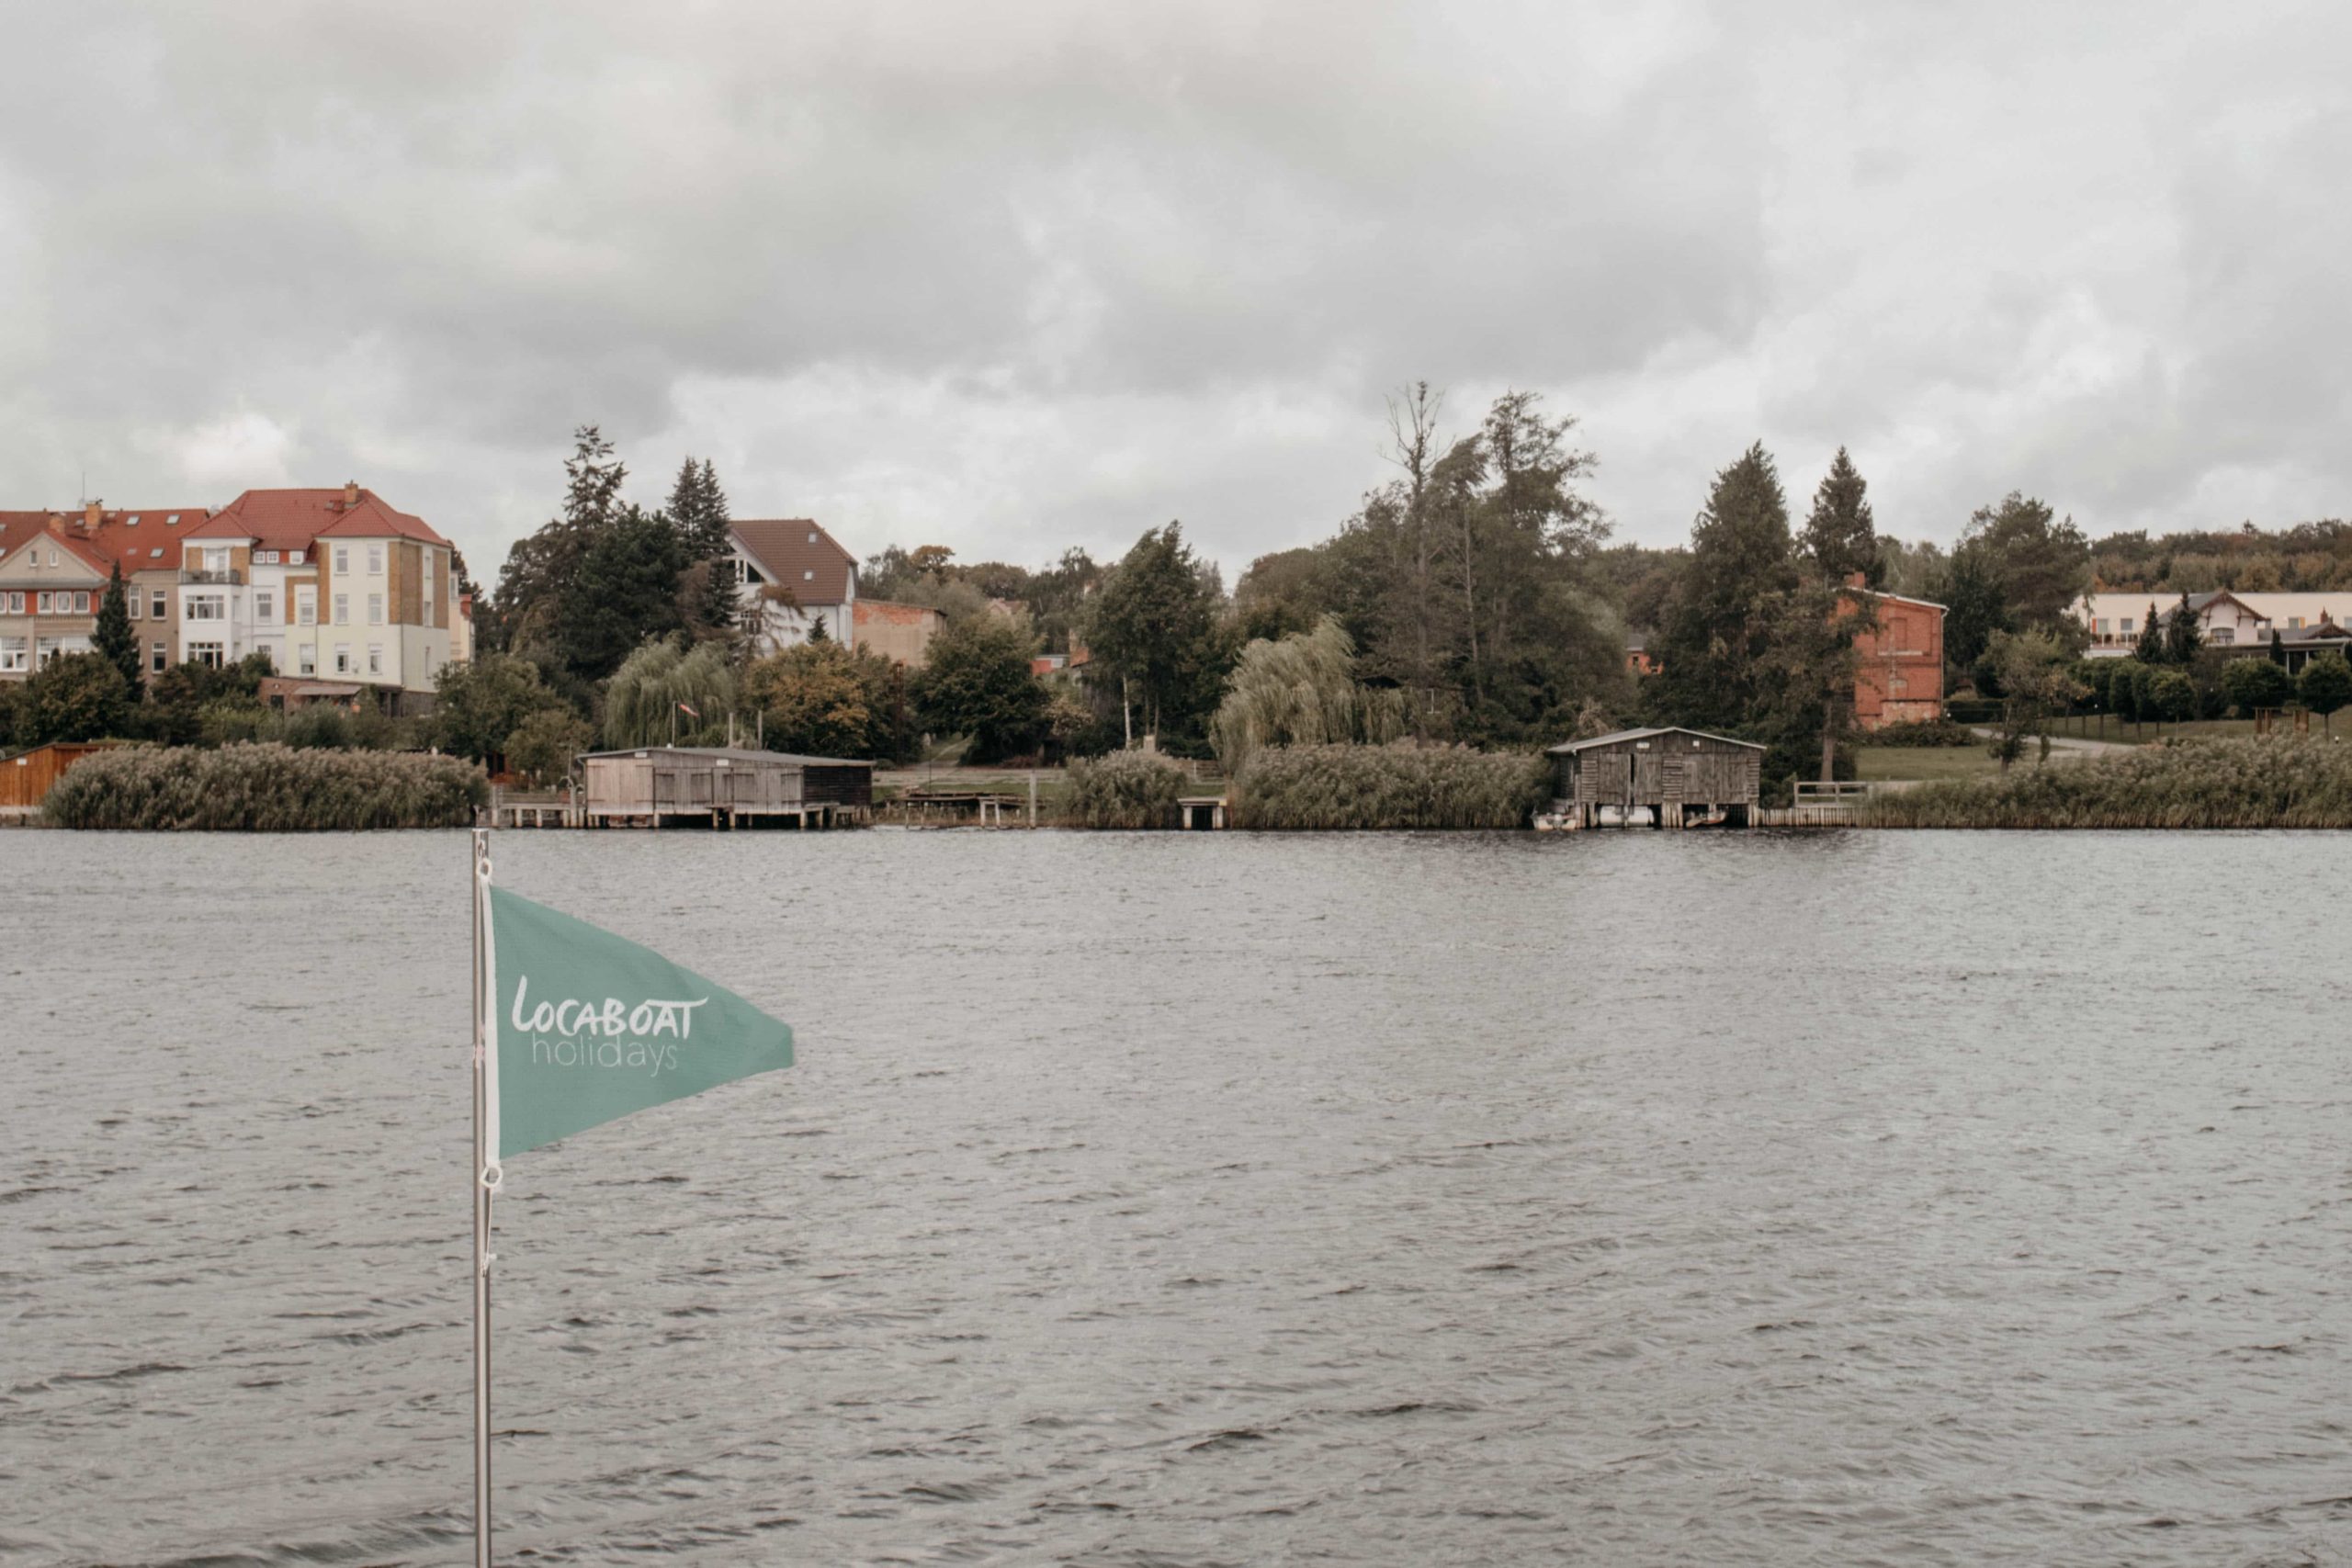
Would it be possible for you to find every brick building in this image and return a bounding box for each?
[1841,573,1947,729]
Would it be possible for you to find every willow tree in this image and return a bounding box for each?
[603,637,739,748]
[1210,616,1404,776]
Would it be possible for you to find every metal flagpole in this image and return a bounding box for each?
[470,827,495,1568]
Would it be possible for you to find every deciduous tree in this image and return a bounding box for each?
[2298,651,2352,737]
[1086,522,1230,750]
[910,614,1046,762]
[16,650,130,746]
[1984,628,2086,769]
[2221,657,2292,716]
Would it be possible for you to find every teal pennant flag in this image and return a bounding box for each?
[486,886,795,1160]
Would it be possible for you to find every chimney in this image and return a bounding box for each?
[85,500,103,527]
[1845,570,1867,590]
[343,480,360,508]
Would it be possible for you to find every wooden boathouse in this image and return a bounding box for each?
[1547,727,1763,829]
[580,747,873,829]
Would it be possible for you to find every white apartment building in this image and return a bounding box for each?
[2074,591,2352,656]
[178,483,464,701]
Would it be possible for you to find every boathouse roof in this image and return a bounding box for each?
[578,746,871,768]
[1544,727,1764,755]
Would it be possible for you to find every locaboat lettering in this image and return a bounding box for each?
[510,972,710,1077]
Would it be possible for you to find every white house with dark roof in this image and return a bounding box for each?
[728,519,858,653]
[2074,590,2352,658]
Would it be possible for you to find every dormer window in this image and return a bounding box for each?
[126,515,140,526]
[166,513,180,525]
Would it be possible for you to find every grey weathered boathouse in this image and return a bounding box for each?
[1546,727,1763,829]
[580,747,872,829]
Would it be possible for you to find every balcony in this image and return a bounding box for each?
[181,568,244,585]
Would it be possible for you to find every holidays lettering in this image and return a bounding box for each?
[510,974,707,1077]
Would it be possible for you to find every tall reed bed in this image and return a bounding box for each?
[1231,742,1550,829]
[44,743,488,830]
[1860,736,2352,829]
[1061,750,1187,828]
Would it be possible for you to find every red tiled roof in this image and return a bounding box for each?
[188,488,448,551]
[83,508,214,574]
[0,516,111,577]
[733,519,856,604]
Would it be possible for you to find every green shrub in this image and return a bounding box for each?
[1865,717,1978,748]
[1859,736,2352,829]
[2148,670,2198,723]
[1062,749,1186,828]
[1230,742,1550,829]
[43,743,488,830]
[281,705,356,750]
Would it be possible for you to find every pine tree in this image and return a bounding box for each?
[2132,602,2164,663]
[1800,447,1880,588]
[94,562,141,692]
[668,456,739,636]
[2165,592,2203,664]
[1651,442,1797,730]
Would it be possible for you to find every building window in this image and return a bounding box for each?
[368,643,383,675]
[297,587,316,626]
[0,637,23,672]
[289,549,305,566]
[150,641,166,674]
[186,641,224,669]
[203,547,229,576]
[2120,618,2134,634]
[255,549,278,565]
[2211,628,2234,646]
[75,592,91,614]
[368,593,383,626]
[334,593,348,625]
[367,544,383,574]
[334,643,352,674]
[2093,618,2108,634]
[334,546,349,574]
[5,592,19,613]
[254,590,276,623]
[2290,617,2306,629]
[803,569,815,581]
[298,644,316,676]
[129,593,142,621]
[35,592,51,614]
[150,590,166,618]
[187,594,226,621]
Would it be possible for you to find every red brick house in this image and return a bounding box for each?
[1839,573,1946,728]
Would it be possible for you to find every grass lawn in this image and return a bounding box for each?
[1852,746,2009,783]
[2042,714,2266,745]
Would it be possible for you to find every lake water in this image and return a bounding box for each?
[2,829,2346,1566]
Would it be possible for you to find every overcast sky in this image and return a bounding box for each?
[4,2,2346,585]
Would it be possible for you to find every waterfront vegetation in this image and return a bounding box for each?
[1061,750,1188,829]
[1858,737,2352,829]
[43,744,487,831]
[1230,743,1550,830]
[1852,746,2011,784]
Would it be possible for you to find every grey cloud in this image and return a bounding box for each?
[0,1,2345,584]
